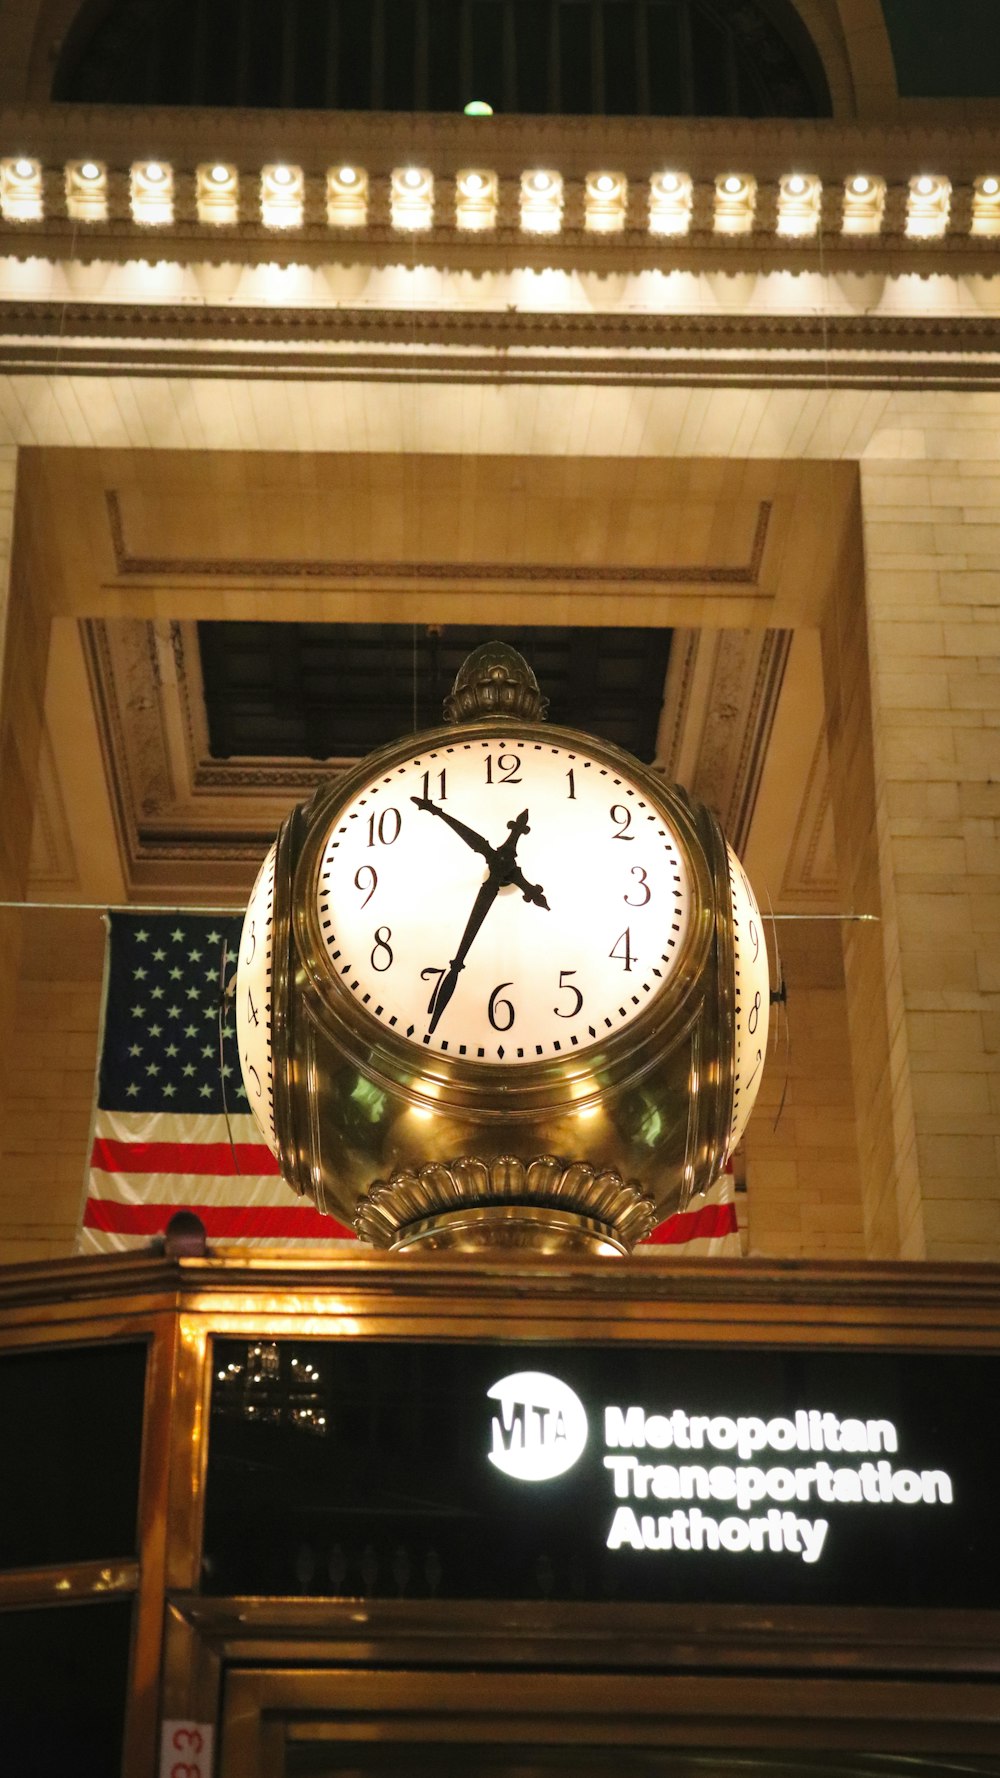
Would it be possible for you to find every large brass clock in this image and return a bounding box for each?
[237,643,769,1255]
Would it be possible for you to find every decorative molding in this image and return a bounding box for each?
[106,490,772,588]
[4,308,1000,355]
[356,1153,656,1250]
[725,630,793,856]
[782,728,838,902]
[27,722,79,890]
[655,632,700,782]
[657,628,792,859]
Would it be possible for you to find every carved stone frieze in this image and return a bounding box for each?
[656,628,792,859]
[781,728,838,903]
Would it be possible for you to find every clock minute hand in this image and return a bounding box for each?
[425,870,502,1035]
[410,796,498,866]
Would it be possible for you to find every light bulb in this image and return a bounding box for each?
[786,175,806,195]
[532,172,551,192]
[851,174,871,195]
[80,161,101,181]
[916,176,935,196]
[659,172,679,192]
[14,158,34,179]
[595,174,615,193]
[145,162,165,182]
[339,165,357,184]
[403,167,423,188]
[272,164,293,186]
[723,175,743,195]
[982,176,1000,197]
[463,173,484,193]
[210,163,230,185]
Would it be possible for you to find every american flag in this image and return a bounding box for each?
[80,911,741,1256]
[80,911,355,1251]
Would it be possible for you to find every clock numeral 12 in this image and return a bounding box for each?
[485,753,522,785]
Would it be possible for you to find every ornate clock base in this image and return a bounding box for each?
[391,1205,630,1257]
[354,1153,656,1254]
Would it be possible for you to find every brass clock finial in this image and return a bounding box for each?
[443,641,548,724]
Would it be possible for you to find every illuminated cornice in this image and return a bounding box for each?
[0,106,997,265]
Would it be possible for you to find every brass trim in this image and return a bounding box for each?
[391,1204,633,1257]
[219,1662,1000,1772]
[357,1154,654,1250]
[0,1559,138,1607]
[126,1312,178,1777]
[6,1254,1000,1322]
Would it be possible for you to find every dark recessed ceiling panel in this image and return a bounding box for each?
[198,623,672,764]
[55,0,830,117]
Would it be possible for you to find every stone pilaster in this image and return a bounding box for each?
[856,412,1000,1260]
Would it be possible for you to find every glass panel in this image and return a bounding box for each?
[0,1342,146,1569]
[203,1338,1000,1608]
[0,1599,132,1774]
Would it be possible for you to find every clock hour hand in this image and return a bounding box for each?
[410,796,498,866]
[425,871,502,1035]
[491,811,549,909]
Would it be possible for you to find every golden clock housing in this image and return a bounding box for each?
[237,643,769,1255]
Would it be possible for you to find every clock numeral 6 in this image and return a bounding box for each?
[488,982,515,1031]
[554,969,583,1018]
[370,927,394,972]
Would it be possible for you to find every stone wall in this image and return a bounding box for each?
[0,909,105,1262]
[858,416,1000,1261]
[745,924,865,1259]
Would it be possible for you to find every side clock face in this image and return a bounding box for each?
[726,841,770,1153]
[313,733,694,1066]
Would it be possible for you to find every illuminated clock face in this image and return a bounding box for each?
[236,842,277,1155]
[726,841,770,1154]
[313,733,694,1066]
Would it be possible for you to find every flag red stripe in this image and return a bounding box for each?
[91,1136,282,1177]
[644,1203,738,1245]
[83,1197,354,1239]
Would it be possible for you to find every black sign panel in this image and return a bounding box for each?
[202,1340,1000,1608]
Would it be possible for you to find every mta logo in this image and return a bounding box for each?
[487,1371,588,1481]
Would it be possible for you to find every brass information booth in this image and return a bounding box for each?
[2,1248,1000,1776]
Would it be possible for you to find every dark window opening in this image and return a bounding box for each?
[55,0,831,117]
[197,623,673,765]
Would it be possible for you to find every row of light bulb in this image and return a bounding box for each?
[2,155,999,238]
